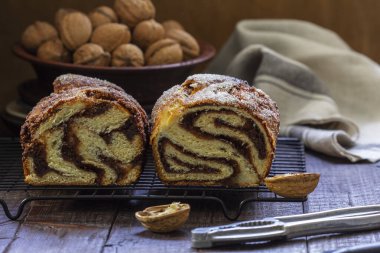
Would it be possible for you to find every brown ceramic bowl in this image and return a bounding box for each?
[13,41,215,108]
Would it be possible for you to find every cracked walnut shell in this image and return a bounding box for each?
[145,38,183,66]
[21,21,58,52]
[88,6,118,28]
[73,43,111,66]
[58,11,92,51]
[37,38,71,63]
[166,29,200,60]
[91,23,131,52]
[264,173,320,198]
[133,19,165,49]
[112,44,144,67]
[135,202,190,233]
[114,0,155,27]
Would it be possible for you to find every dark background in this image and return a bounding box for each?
[2,0,380,111]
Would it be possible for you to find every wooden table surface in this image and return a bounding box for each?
[0,125,379,253]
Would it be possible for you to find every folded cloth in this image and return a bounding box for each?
[207,19,380,162]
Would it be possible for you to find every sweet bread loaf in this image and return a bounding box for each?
[151,74,279,187]
[20,74,148,185]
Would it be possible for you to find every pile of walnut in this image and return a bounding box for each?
[20,0,200,67]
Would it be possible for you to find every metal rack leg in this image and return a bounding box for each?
[208,197,243,221]
[1,195,305,221]
[0,198,30,220]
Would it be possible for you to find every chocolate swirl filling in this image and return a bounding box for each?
[29,103,142,184]
[181,109,266,159]
[157,108,267,181]
[99,117,138,144]
[27,141,60,177]
[61,122,105,184]
[158,137,239,182]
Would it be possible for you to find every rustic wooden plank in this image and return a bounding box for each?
[305,151,380,253]
[103,152,380,253]
[3,197,120,253]
[2,151,379,253]
[103,198,307,253]
[0,191,29,253]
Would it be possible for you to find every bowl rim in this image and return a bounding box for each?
[13,40,216,72]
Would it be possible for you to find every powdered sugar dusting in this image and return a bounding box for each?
[151,85,181,122]
[23,74,149,142]
[54,74,125,93]
[151,73,280,139]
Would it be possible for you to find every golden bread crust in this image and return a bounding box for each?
[151,74,280,187]
[20,74,148,185]
[151,74,279,148]
[21,74,148,146]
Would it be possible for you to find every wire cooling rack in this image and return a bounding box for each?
[0,137,306,221]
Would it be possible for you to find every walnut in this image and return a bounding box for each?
[21,21,58,52]
[88,6,118,28]
[133,19,165,49]
[161,20,184,32]
[135,202,190,233]
[91,23,131,52]
[37,38,71,63]
[58,11,92,51]
[73,43,111,66]
[166,29,200,60]
[54,8,76,27]
[112,44,144,67]
[145,38,183,66]
[264,173,320,198]
[114,0,155,27]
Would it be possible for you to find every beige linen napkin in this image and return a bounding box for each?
[207,19,380,162]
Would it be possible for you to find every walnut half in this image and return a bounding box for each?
[264,173,320,198]
[135,202,190,233]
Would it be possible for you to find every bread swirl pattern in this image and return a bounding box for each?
[151,74,279,187]
[21,74,148,185]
